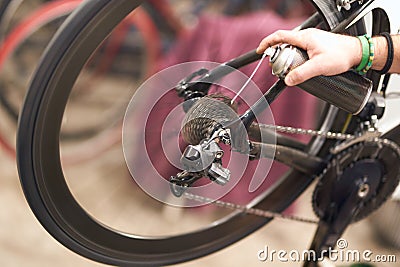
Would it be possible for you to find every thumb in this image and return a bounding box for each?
[285,59,321,86]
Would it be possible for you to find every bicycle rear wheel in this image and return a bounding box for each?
[17,0,373,266]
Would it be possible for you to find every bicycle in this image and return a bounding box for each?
[16,0,399,266]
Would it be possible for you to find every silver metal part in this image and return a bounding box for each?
[258,123,353,140]
[344,0,378,31]
[208,163,230,185]
[358,183,370,198]
[181,140,224,172]
[336,0,364,11]
[269,45,299,79]
[207,128,232,146]
[258,122,381,156]
[184,192,319,224]
[330,129,381,154]
[217,128,231,145]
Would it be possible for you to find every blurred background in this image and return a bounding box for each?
[1,0,400,266]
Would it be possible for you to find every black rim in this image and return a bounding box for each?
[16,0,378,266]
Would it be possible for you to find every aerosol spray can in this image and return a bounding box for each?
[268,44,372,114]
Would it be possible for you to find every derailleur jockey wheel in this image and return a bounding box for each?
[313,140,400,222]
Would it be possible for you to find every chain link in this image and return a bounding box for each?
[258,123,355,140]
[184,192,319,224]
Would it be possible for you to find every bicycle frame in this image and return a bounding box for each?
[176,0,383,175]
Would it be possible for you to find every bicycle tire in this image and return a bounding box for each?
[16,0,376,266]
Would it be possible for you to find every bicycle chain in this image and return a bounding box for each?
[258,124,354,140]
[182,124,400,224]
[184,192,319,224]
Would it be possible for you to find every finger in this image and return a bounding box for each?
[285,58,322,86]
[257,30,292,53]
[257,30,305,54]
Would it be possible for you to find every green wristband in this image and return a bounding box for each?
[355,35,370,73]
[363,35,375,74]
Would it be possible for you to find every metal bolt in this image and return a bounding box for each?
[216,151,224,159]
[358,183,370,198]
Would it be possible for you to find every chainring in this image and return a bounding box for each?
[312,139,400,222]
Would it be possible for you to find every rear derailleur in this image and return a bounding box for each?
[170,128,232,197]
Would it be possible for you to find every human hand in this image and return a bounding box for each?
[257,28,362,86]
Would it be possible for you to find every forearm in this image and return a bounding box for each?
[371,34,400,73]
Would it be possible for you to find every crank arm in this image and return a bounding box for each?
[303,186,364,267]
